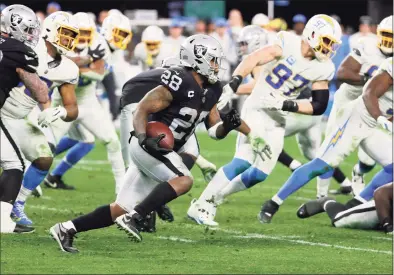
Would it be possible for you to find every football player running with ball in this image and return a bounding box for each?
[187,14,342,226]
[49,34,267,252]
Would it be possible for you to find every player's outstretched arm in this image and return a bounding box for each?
[59,83,79,121]
[133,86,173,136]
[79,59,107,81]
[232,45,282,80]
[205,105,250,140]
[336,55,365,85]
[363,70,393,120]
[16,68,49,104]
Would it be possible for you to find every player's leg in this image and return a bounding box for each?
[278,150,302,171]
[11,121,54,225]
[330,200,379,230]
[355,129,392,202]
[217,124,285,202]
[119,103,138,169]
[50,162,154,253]
[0,118,33,233]
[351,147,376,195]
[115,135,193,240]
[80,98,125,194]
[374,183,393,234]
[259,106,365,223]
[45,124,95,190]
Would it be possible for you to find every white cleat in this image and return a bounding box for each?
[187,199,219,227]
[351,166,365,196]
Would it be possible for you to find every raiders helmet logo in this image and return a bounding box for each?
[10,13,23,27]
[194,44,207,58]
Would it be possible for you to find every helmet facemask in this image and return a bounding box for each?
[111,27,132,50]
[54,25,79,53]
[377,30,393,55]
[76,27,94,50]
[195,52,225,84]
[313,35,341,60]
[144,41,161,56]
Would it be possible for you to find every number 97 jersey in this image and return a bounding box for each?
[251,31,335,104]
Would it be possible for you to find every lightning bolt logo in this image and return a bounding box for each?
[322,117,350,156]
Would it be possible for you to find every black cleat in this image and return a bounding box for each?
[383,223,393,234]
[44,174,75,190]
[258,200,279,224]
[297,197,334,219]
[140,211,156,233]
[156,204,174,222]
[13,224,35,234]
[115,213,143,242]
[329,185,352,195]
[50,223,78,253]
[344,198,363,209]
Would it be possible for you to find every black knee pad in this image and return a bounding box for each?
[0,169,23,203]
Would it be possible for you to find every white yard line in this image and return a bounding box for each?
[234,234,392,255]
[156,236,196,243]
[372,236,393,241]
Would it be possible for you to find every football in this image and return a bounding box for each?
[146,121,174,150]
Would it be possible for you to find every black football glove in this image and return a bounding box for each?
[88,44,106,62]
[221,109,242,132]
[137,133,172,154]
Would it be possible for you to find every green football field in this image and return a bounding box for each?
[1,133,392,274]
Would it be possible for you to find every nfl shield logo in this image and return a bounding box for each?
[194,44,207,58]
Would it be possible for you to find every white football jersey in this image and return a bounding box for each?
[134,42,173,71]
[61,32,112,101]
[1,38,79,119]
[340,36,387,97]
[358,57,393,127]
[250,31,335,107]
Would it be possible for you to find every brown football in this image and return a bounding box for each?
[146,121,174,150]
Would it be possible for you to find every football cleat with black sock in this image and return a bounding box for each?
[49,223,78,253]
[156,205,174,222]
[44,174,75,190]
[297,197,333,219]
[258,200,279,224]
[115,213,143,242]
[140,211,156,233]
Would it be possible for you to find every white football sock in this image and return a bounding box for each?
[106,140,126,194]
[217,174,247,203]
[289,159,302,171]
[353,163,362,175]
[271,194,283,205]
[63,220,77,231]
[316,177,330,198]
[0,201,16,233]
[340,178,351,187]
[195,154,216,170]
[15,186,31,203]
[199,168,230,202]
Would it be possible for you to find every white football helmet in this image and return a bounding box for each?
[161,56,185,68]
[251,13,270,28]
[141,25,165,56]
[0,4,41,48]
[42,11,79,54]
[73,12,96,50]
[377,15,393,56]
[180,34,225,84]
[100,13,132,50]
[302,14,342,61]
[237,25,268,58]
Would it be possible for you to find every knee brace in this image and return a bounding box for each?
[241,166,268,188]
[222,158,251,181]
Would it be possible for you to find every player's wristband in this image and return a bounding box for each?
[228,75,243,93]
[281,100,299,112]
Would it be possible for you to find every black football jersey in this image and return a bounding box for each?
[0,36,38,108]
[121,66,222,151]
